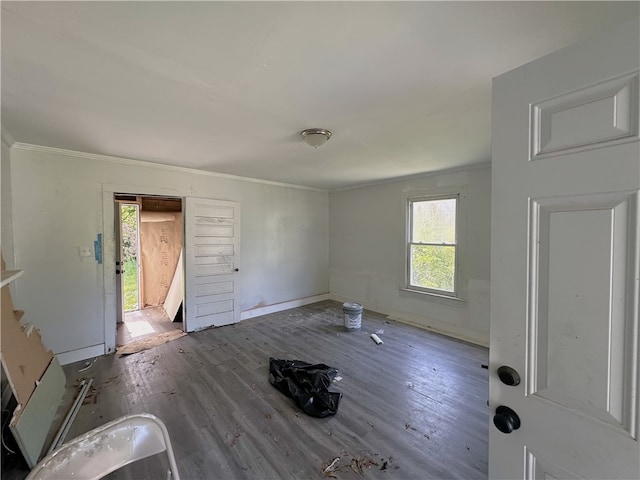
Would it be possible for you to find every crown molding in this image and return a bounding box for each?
[10,142,328,193]
[1,127,15,148]
[329,161,491,193]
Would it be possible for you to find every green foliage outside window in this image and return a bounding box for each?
[120,204,139,311]
[411,245,455,292]
[123,259,139,312]
[121,205,138,264]
[409,197,457,293]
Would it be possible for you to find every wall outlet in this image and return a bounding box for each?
[79,247,93,258]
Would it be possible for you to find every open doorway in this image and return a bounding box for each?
[115,194,184,347]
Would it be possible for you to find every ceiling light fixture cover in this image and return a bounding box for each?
[301,128,332,148]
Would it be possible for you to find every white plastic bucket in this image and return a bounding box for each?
[343,302,363,330]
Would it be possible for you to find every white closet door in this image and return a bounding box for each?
[184,198,240,332]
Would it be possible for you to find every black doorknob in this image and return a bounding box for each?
[234,268,239,272]
[493,406,520,434]
[497,366,521,386]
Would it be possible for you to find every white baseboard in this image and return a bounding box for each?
[387,314,489,347]
[241,293,330,321]
[56,344,105,366]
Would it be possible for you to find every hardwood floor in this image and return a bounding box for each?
[7,301,489,479]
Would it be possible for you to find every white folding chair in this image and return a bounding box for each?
[25,413,180,480]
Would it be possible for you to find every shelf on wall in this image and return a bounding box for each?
[1,270,24,288]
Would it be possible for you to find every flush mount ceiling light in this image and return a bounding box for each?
[300,128,332,148]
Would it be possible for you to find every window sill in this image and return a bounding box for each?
[400,288,467,307]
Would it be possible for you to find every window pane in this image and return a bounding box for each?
[411,198,456,244]
[410,245,455,292]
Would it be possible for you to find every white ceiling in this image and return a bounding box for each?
[2,2,638,190]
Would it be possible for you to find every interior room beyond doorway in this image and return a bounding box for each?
[115,194,184,348]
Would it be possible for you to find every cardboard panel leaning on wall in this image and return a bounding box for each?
[139,211,183,307]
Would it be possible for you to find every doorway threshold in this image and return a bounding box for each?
[117,307,183,347]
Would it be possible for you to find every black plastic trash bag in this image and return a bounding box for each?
[269,357,342,418]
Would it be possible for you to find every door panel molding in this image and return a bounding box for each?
[527,191,639,436]
[530,71,639,160]
[524,447,582,480]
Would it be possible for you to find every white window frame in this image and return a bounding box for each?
[405,193,462,299]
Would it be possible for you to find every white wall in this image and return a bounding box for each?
[1,138,14,269]
[329,166,491,345]
[9,145,329,361]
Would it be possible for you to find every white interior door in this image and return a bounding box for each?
[184,197,240,332]
[490,19,639,479]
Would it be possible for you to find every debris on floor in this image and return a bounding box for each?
[116,330,186,356]
[82,386,99,405]
[370,333,383,345]
[379,456,399,471]
[323,457,340,475]
[481,364,488,369]
[229,425,242,446]
[78,357,97,373]
[321,454,380,477]
[102,374,121,385]
[269,357,342,418]
[351,456,378,474]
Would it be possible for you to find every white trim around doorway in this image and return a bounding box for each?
[102,183,190,354]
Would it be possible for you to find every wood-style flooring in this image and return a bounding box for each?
[7,300,490,479]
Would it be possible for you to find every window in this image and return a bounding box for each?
[407,195,458,295]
